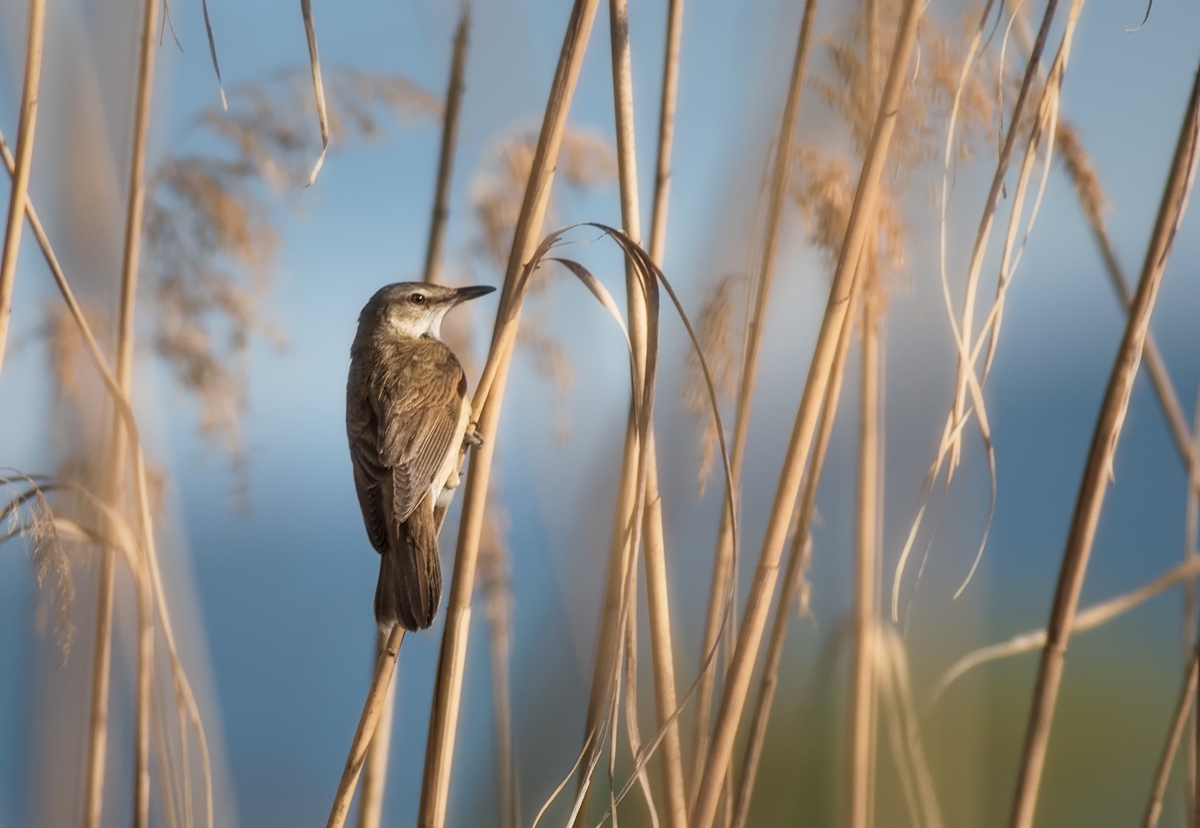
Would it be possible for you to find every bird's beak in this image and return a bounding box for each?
[452,285,497,305]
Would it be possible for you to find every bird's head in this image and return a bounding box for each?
[360,282,496,340]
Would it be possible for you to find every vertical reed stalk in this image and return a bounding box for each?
[645,4,689,822]
[691,0,818,801]
[575,0,643,820]
[0,0,47,380]
[730,285,860,828]
[850,296,880,828]
[646,0,684,265]
[422,8,470,288]
[691,1,921,822]
[418,3,602,825]
[326,627,405,828]
[355,13,472,828]
[1007,58,1200,828]
[1144,643,1200,828]
[84,0,161,825]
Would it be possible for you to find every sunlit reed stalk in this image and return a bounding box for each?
[731,285,860,828]
[691,0,920,822]
[690,0,818,804]
[0,0,47,382]
[850,292,881,828]
[422,8,470,288]
[646,0,683,266]
[355,13,472,828]
[83,0,162,825]
[356,639,397,828]
[1144,642,1200,828]
[418,3,602,825]
[1007,57,1200,828]
[325,627,405,828]
[644,3,689,822]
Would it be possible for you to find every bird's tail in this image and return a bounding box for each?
[375,497,442,631]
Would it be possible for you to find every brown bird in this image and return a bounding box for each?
[346,282,495,631]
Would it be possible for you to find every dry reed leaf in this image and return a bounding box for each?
[1,475,73,656]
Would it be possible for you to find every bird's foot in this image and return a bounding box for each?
[465,425,484,448]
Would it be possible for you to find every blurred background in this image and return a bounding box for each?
[1,0,1199,826]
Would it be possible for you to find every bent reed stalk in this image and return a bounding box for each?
[1007,56,1200,828]
[417,3,602,826]
[690,1,921,824]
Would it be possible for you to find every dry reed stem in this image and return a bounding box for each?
[300,0,330,184]
[691,0,818,802]
[422,8,470,287]
[850,297,881,828]
[1007,58,1200,828]
[691,1,921,824]
[356,629,398,828]
[731,285,860,828]
[0,0,47,382]
[418,3,602,825]
[82,0,163,823]
[1144,644,1200,828]
[930,553,1200,706]
[355,15,472,828]
[1057,123,1200,489]
[647,0,684,265]
[325,626,405,828]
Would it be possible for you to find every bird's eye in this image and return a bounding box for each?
[409,293,426,305]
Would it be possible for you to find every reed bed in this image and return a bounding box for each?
[2,2,1200,828]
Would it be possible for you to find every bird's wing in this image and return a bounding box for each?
[378,341,467,524]
[347,371,390,554]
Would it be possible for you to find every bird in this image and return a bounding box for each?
[346,281,495,631]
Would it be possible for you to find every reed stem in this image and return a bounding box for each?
[1007,57,1200,828]
[0,0,47,381]
[417,3,602,824]
[326,627,405,828]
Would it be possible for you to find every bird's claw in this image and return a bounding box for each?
[465,426,484,448]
